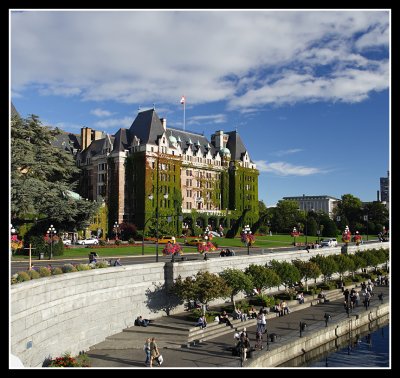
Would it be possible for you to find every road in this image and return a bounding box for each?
[10,240,381,275]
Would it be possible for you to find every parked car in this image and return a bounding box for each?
[62,239,72,245]
[185,238,206,246]
[77,238,99,246]
[320,238,338,247]
[157,236,176,244]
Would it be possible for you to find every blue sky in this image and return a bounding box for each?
[10,10,390,207]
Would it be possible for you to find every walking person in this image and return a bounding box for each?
[143,338,151,366]
[149,337,160,367]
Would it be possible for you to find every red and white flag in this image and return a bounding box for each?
[180,96,185,104]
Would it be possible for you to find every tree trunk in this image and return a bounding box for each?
[231,294,235,308]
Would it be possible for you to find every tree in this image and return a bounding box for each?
[11,114,99,230]
[335,194,363,231]
[333,254,355,282]
[170,271,229,315]
[268,260,301,291]
[363,249,380,272]
[292,260,321,291]
[310,255,338,282]
[273,200,301,233]
[350,253,367,277]
[219,268,253,308]
[244,264,280,293]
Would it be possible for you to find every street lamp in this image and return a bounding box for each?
[363,214,369,241]
[113,221,120,240]
[47,225,56,259]
[148,192,169,262]
[291,227,299,246]
[316,229,321,244]
[241,224,252,255]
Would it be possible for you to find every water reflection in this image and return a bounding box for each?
[280,317,389,368]
[310,325,388,368]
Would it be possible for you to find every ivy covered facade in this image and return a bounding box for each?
[76,109,259,237]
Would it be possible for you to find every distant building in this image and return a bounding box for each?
[282,195,340,218]
[380,171,389,205]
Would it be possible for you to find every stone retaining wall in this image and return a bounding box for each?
[10,242,388,367]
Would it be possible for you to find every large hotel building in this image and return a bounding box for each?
[76,109,259,236]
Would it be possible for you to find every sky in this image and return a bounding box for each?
[10,9,390,207]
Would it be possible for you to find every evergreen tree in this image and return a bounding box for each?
[11,114,99,230]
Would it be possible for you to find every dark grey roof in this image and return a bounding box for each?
[226,131,247,161]
[50,129,81,154]
[166,127,217,156]
[128,109,165,145]
[79,138,105,160]
[11,102,20,118]
[113,128,129,152]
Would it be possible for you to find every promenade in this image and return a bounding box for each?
[86,284,390,368]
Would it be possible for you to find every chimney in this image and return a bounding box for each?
[160,118,167,131]
[81,127,92,150]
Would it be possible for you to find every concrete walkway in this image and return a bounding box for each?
[86,285,389,368]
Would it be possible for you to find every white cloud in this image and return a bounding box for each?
[188,114,227,125]
[11,10,389,110]
[90,108,114,117]
[94,117,132,129]
[273,149,303,157]
[254,160,322,176]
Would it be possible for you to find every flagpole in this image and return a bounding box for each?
[183,98,186,131]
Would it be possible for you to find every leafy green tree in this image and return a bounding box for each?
[350,253,367,276]
[353,252,368,272]
[363,249,380,272]
[170,271,229,315]
[273,200,301,233]
[244,264,280,293]
[335,194,363,231]
[11,114,99,230]
[311,255,338,282]
[333,254,355,282]
[307,216,318,237]
[292,260,321,291]
[219,268,253,307]
[268,260,301,291]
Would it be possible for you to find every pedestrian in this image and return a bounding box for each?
[149,337,160,367]
[143,338,151,366]
[114,258,122,266]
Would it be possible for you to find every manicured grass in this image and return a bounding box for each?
[12,244,200,260]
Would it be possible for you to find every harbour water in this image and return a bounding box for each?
[279,316,389,368]
[308,324,390,368]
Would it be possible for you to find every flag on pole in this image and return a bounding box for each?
[180,96,185,104]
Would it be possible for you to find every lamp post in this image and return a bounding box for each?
[148,192,169,263]
[316,229,321,244]
[291,227,298,246]
[47,225,56,259]
[241,224,251,255]
[113,221,120,240]
[363,214,369,241]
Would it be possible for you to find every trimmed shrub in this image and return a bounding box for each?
[95,261,109,269]
[28,269,41,279]
[62,264,77,273]
[99,240,106,246]
[115,239,122,246]
[39,267,52,277]
[76,264,91,271]
[128,238,135,244]
[16,271,31,282]
[51,267,63,275]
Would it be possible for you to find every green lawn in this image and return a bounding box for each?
[11,233,378,260]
